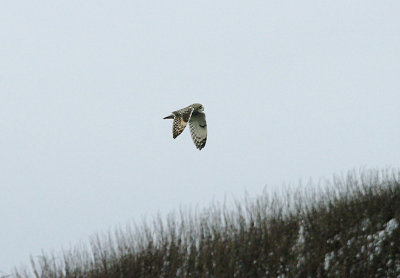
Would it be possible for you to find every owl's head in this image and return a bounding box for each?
[192,103,204,112]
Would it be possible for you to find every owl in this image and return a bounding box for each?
[163,103,207,150]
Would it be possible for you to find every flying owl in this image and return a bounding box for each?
[163,103,207,150]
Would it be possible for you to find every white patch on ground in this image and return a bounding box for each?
[322,218,399,275]
[385,219,399,234]
[294,222,306,269]
[324,251,335,270]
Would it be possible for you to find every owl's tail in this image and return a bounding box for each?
[163,114,174,119]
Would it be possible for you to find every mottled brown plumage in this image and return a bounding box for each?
[163,103,207,150]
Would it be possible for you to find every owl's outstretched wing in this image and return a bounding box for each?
[189,112,207,150]
[172,107,194,139]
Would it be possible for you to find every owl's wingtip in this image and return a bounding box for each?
[196,144,206,150]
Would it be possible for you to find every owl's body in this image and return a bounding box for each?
[163,103,207,150]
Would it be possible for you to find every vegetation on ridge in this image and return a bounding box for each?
[12,169,400,277]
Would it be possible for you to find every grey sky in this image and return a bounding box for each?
[1,0,399,273]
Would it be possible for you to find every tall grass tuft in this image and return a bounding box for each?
[12,169,400,277]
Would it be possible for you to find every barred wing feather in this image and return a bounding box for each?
[189,112,207,150]
[172,108,194,139]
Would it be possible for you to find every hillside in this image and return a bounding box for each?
[13,170,400,277]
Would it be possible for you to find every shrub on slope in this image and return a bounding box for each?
[13,169,400,278]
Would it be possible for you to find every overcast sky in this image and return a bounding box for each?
[1,0,399,273]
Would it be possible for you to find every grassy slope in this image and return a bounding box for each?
[13,170,400,277]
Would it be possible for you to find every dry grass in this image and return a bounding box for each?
[12,169,400,277]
